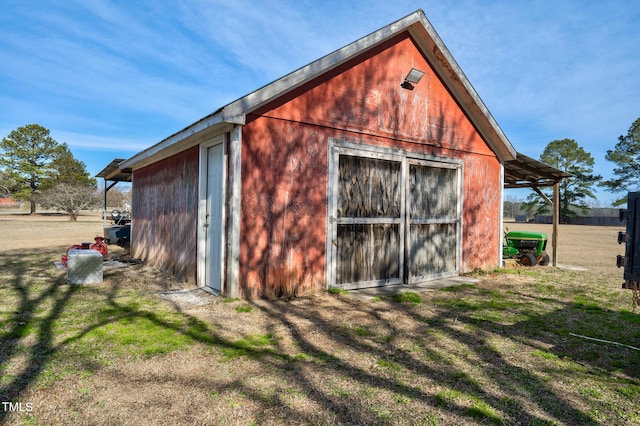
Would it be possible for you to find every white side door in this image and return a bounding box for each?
[205,143,224,293]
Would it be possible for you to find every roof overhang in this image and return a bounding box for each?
[406,15,516,162]
[504,153,572,189]
[119,9,517,172]
[119,120,235,171]
[96,158,132,182]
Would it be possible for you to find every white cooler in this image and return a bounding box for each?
[67,249,103,284]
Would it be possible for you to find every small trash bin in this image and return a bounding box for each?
[67,249,103,284]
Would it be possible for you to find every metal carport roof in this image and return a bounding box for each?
[504,153,571,189]
[503,152,572,267]
[96,158,132,183]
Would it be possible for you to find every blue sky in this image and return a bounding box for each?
[1,0,639,205]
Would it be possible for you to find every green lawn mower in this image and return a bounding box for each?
[503,230,550,267]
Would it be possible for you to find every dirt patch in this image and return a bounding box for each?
[159,288,215,309]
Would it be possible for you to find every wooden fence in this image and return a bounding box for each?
[533,215,623,226]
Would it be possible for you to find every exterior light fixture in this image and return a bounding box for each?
[401,68,425,90]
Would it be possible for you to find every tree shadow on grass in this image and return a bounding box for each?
[247,293,602,425]
[0,248,80,422]
[494,289,640,379]
[0,248,247,421]
[2,250,638,424]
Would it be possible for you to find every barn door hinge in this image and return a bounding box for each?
[617,255,628,268]
[618,232,629,244]
[619,209,626,222]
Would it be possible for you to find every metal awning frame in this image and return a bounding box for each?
[504,153,572,267]
[95,159,132,226]
[504,153,572,189]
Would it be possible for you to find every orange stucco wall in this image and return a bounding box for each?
[239,33,502,298]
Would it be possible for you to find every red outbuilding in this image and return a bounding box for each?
[116,10,518,298]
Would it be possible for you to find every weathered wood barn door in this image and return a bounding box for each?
[332,150,405,289]
[328,142,461,290]
[407,160,461,283]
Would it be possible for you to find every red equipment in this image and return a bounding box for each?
[61,236,108,267]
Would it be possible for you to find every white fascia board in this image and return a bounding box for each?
[410,14,517,162]
[223,12,424,118]
[120,113,236,171]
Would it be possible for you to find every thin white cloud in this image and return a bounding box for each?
[51,130,150,153]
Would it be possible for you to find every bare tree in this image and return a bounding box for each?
[98,186,132,209]
[39,183,100,221]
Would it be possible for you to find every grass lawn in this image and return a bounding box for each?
[1,215,639,424]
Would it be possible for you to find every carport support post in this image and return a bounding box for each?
[103,179,107,226]
[552,182,559,267]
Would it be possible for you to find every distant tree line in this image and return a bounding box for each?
[504,198,620,220]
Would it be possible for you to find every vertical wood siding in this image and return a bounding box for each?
[409,166,457,219]
[125,29,506,296]
[335,155,403,286]
[462,155,502,270]
[240,121,327,298]
[131,146,199,281]
[410,223,457,277]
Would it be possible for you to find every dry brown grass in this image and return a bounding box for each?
[1,213,638,425]
[0,211,108,252]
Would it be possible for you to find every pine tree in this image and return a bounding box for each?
[601,117,640,205]
[0,124,60,213]
[524,139,601,220]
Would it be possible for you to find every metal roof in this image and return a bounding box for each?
[504,153,572,189]
[95,158,132,182]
